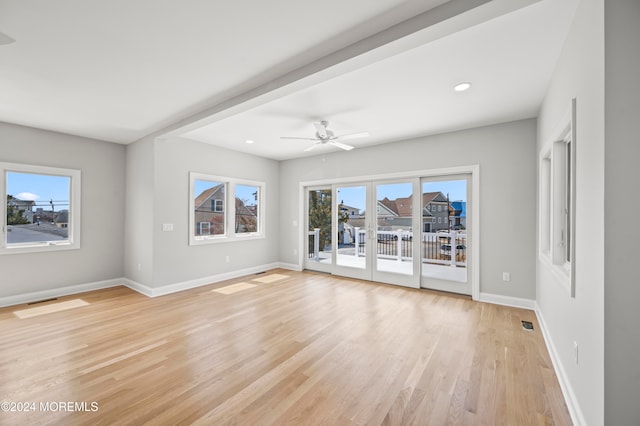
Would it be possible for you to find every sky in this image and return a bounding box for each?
[6,172,70,210]
[336,179,467,211]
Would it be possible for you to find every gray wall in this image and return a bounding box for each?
[279,118,537,299]
[124,136,155,285]
[0,121,126,297]
[536,0,604,423]
[604,1,640,424]
[141,137,280,288]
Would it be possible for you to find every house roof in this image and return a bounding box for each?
[377,192,454,218]
[194,184,223,210]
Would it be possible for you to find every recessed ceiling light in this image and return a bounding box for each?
[454,82,472,92]
[245,139,254,144]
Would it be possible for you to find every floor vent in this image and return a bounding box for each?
[27,298,58,305]
[521,320,534,331]
[255,271,267,275]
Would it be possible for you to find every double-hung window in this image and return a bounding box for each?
[1,162,81,254]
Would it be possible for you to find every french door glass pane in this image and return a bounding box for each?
[307,188,332,264]
[421,179,467,282]
[375,182,413,275]
[336,186,366,269]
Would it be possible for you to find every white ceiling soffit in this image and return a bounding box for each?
[168,0,539,139]
[0,0,456,143]
[175,0,578,160]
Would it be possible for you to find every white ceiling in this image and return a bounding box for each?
[0,0,578,160]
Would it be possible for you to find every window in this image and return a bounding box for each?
[552,137,573,266]
[540,154,552,256]
[539,98,576,296]
[1,162,81,254]
[193,179,226,238]
[198,222,211,235]
[235,184,259,234]
[190,172,264,244]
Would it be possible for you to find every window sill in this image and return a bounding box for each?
[1,242,80,255]
[190,233,264,246]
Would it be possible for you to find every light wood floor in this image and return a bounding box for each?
[0,270,572,425]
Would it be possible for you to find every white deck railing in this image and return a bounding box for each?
[308,228,466,267]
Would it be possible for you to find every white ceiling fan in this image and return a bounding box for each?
[280,120,369,152]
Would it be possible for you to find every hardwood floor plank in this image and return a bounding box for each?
[0,269,572,425]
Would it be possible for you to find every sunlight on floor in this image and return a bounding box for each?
[212,282,257,295]
[13,299,89,319]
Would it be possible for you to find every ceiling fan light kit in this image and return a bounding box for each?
[281,120,368,152]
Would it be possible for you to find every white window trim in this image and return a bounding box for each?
[234,183,263,238]
[1,162,81,255]
[538,98,576,297]
[189,172,265,245]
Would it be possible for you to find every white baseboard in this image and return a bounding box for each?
[277,262,303,271]
[121,278,154,297]
[477,292,536,310]
[0,278,124,308]
[124,263,283,298]
[535,304,586,426]
[1,263,294,307]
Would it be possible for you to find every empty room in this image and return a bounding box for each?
[0,1,638,425]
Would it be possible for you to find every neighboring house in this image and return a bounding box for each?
[375,192,454,232]
[338,203,362,218]
[421,192,453,233]
[55,210,69,228]
[194,184,225,235]
[194,185,257,235]
[450,201,466,230]
[376,196,412,229]
[7,198,35,223]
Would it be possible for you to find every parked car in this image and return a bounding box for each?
[440,244,466,254]
[377,233,397,242]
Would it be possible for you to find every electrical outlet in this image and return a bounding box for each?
[573,341,579,365]
[137,263,142,272]
[502,272,511,282]
[162,223,174,232]
[293,248,297,256]
[225,255,230,263]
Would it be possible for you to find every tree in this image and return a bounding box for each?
[308,190,332,251]
[6,195,29,225]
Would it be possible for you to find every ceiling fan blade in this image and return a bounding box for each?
[0,32,16,45]
[304,143,320,152]
[336,131,369,141]
[313,121,328,139]
[330,141,354,151]
[280,136,318,141]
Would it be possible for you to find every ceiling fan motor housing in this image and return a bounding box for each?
[316,129,334,141]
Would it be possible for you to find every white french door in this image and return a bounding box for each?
[306,180,420,288]
[304,169,476,295]
[370,179,420,288]
[420,174,472,295]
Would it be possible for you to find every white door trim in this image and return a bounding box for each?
[299,164,480,300]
